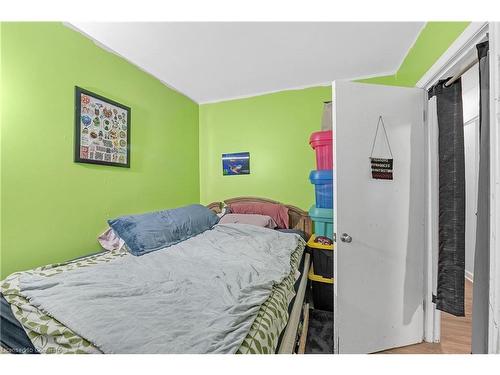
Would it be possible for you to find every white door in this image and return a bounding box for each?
[333,81,425,353]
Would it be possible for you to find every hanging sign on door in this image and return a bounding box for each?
[369,116,394,180]
[370,157,393,180]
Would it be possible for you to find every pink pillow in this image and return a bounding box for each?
[97,227,125,251]
[228,202,289,229]
[219,214,278,229]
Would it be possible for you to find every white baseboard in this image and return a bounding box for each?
[465,270,474,283]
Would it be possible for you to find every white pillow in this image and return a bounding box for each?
[218,214,278,229]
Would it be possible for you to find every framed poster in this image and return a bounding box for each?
[74,86,131,168]
[222,152,250,175]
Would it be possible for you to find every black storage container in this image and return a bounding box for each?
[311,281,333,311]
[307,235,334,279]
[311,249,333,279]
[309,266,334,312]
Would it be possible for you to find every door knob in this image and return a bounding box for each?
[340,233,352,243]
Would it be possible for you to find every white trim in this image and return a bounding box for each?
[199,82,331,105]
[417,22,489,89]
[424,94,441,343]
[465,270,474,283]
[332,81,339,354]
[199,70,397,105]
[487,22,500,354]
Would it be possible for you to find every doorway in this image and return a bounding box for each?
[332,22,499,354]
[383,65,480,354]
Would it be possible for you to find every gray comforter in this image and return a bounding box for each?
[19,224,300,354]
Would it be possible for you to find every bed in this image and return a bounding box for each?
[207,197,312,354]
[0,197,311,354]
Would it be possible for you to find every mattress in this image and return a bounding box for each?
[0,228,306,354]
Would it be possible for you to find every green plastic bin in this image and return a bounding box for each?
[309,205,333,240]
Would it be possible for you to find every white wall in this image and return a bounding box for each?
[462,64,479,281]
[463,64,480,122]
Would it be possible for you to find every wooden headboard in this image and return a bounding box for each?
[207,196,312,238]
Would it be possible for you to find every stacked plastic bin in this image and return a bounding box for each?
[308,129,334,311]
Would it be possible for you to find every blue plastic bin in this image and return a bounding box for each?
[309,205,333,240]
[309,170,334,208]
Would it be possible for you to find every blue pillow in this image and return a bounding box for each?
[108,204,219,256]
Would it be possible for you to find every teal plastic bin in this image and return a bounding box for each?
[309,205,333,240]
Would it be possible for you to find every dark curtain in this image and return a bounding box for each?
[428,78,466,317]
[472,40,490,354]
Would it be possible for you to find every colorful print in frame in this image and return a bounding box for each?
[74,86,131,168]
[222,152,250,175]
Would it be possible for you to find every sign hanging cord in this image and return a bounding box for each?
[369,116,393,158]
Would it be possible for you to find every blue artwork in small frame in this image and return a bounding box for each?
[222,152,250,175]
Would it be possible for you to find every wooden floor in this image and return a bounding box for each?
[381,280,472,354]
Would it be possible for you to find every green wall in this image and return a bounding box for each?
[199,86,331,210]
[359,22,470,86]
[0,23,200,278]
[199,22,469,210]
[0,21,471,277]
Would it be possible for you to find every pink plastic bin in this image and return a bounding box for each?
[309,130,334,170]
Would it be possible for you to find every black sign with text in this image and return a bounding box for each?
[370,157,393,180]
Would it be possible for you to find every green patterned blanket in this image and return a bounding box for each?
[1,236,304,354]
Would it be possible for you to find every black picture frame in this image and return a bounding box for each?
[74,86,131,168]
[222,152,250,175]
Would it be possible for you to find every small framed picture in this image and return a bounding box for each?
[222,152,250,175]
[74,86,131,168]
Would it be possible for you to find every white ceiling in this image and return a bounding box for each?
[69,22,424,104]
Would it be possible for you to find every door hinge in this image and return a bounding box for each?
[432,294,437,304]
[333,233,337,242]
